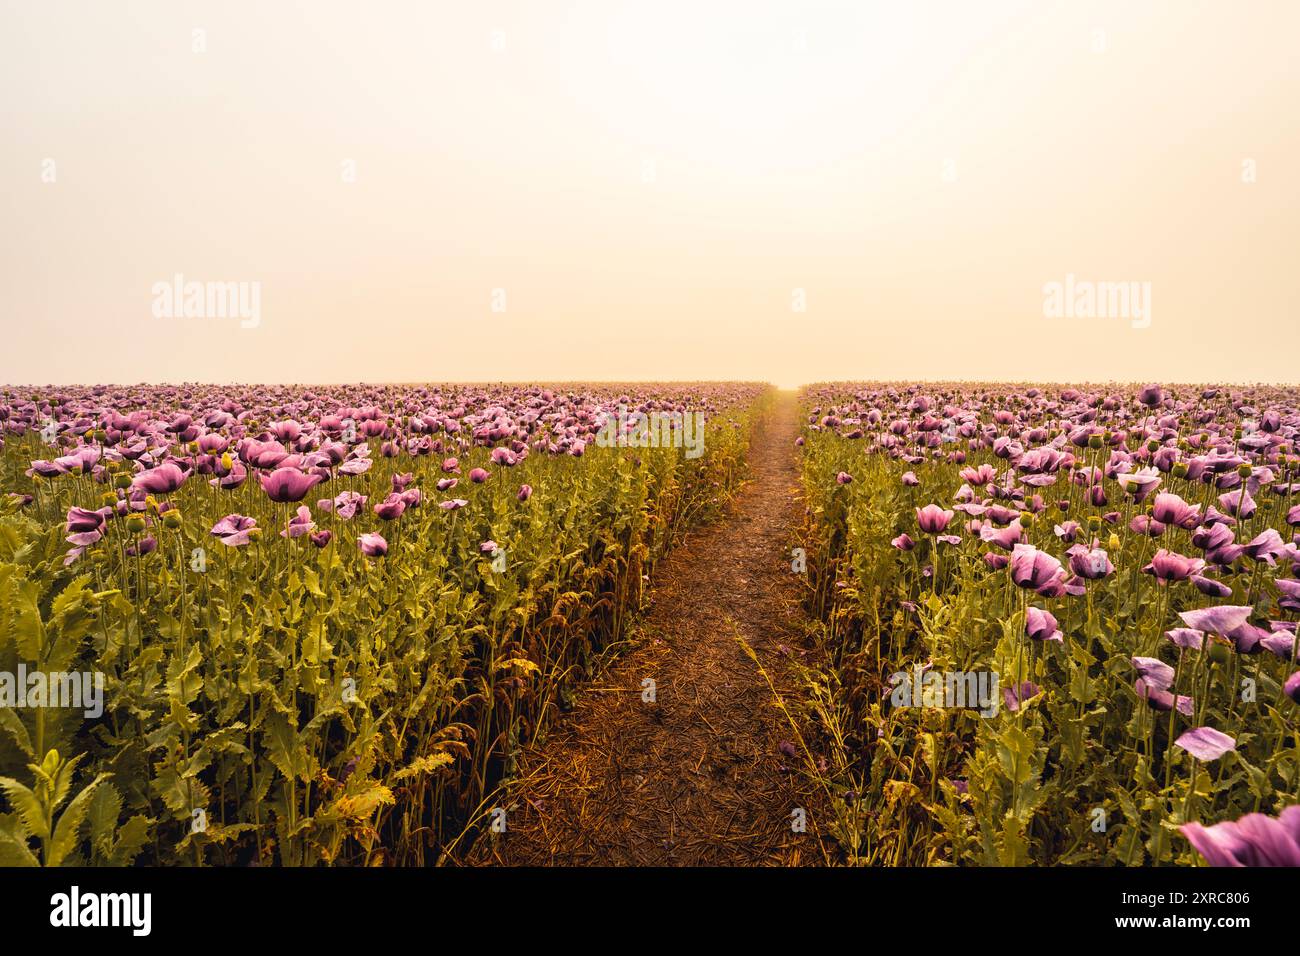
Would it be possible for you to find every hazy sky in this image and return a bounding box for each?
[2,0,1297,387]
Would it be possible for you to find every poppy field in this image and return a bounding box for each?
[0,382,764,865]
[796,383,1300,866]
[3,378,1299,869]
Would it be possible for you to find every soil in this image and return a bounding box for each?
[464,392,827,866]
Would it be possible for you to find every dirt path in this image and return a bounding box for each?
[467,391,823,866]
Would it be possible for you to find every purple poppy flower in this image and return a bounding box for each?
[1218,488,1256,519]
[1285,671,1300,703]
[1179,605,1252,635]
[338,457,372,476]
[1224,619,1270,654]
[1129,515,1168,537]
[310,529,333,548]
[1152,492,1200,529]
[901,471,919,487]
[281,505,315,538]
[469,467,491,484]
[1242,528,1285,565]
[1261,629,1296,659]
[1067,543,1114,580]
[517,484,533,502]
[1181,806,1300,867]
[1054,520,1082,543]
[980,520,1024,551]
[1190,574,1232,598]
[480,539,500,554]
[1132,656,1175,690]
[1144,548,1206,583]
[259,467,323,504]
[133,462,187,495]
[64,506,110,546]
[916,504,954,534]
[1009,544,1066,594]
[439,498,469,511]
[1165,628,1205,650]
[1175,727,1236,762]
[1003,680,1040,713]
[1116,467,1162,502]
[441,457,460,473]
[1025,606,1063,643]
[835,471,853,485]
[125,535,157,557]
[1276,578,1300,612]
[1135,677,1193,715]
[357,532,388,557]
[892,533,915,551]
[211,514,257,547]
[374,493,407,521]
[437,477,458,491]
[331,491,367,520]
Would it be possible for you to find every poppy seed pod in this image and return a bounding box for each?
[113,473,132,490]
[126,515,146,534]
[162,510,183,529]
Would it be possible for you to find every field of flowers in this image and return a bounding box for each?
[798,383,1300,866]
[0,382,766,866]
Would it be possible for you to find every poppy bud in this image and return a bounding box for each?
[221,452,233,471]
[1108,532,1121,550]
[1207,634,1232,666]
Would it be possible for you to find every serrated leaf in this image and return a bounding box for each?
[0,776,47,841]
[47,772,111,867]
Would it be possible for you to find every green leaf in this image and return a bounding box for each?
[0,817,38,867]
[47,772,111,867]
[0,707,34,759]
[108,815,152,866]
[87,781,123,856]
[0,776,48,841]
[264,711,314,783]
